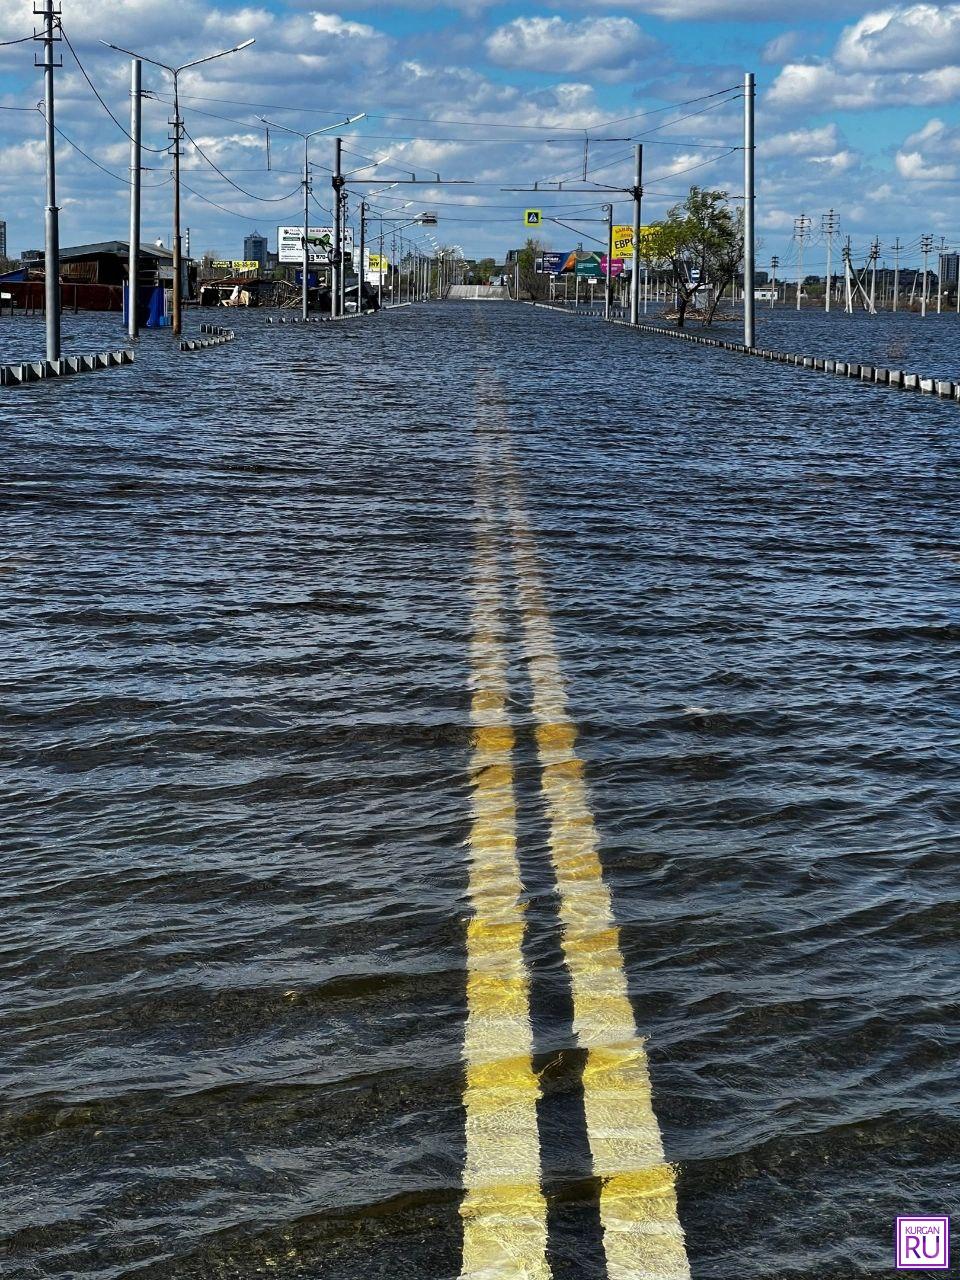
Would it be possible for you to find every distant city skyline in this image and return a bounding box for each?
[2,0,960,272]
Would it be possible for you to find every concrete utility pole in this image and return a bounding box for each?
[843,237,854,314]
[357,200,366,314]
[822,209,838,312]
[869,238,879,315]
[102,36,254,336]
[629,143,643,327]
[937,235,947,314]
[40,0,61,360]
[127,58,141,339]
[770,254,779,308]
[891,238,902,312]
[920,233,933,317]
[331,138,343,317]
[603,202,613,321]
[794,214,811,311]
[743,70,756,347]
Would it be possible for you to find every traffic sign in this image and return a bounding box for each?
[524,209,542,227]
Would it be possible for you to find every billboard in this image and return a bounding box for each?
[576,252,603,278]
[212,259,260,271]
[611,226,635,258]
[542,250,577,275]
[277,226,354,264]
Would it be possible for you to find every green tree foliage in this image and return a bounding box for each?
[517,237,549,300]
[643,187,744,328]
[474,257,496,284]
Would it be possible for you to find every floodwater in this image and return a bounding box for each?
[2,302,959,1279]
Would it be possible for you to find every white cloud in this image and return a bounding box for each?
[485,15,655,80]
[835,4,960,71]
[895,116,960,180]
[768,59,960,107]
[762,31,801,63]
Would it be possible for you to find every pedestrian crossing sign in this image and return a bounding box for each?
[524,209,542,227]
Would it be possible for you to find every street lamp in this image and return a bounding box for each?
[102,35,255,336]
[259,114,363,320]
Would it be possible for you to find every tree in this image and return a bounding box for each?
[644,187,744,328]
[517,237,549,300]
[474,256,496,284]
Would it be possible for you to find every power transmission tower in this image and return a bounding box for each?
[920,234,933,317]
[794,214,812,311]
[821,209,838,312]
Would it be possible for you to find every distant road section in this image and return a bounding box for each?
[447,284,508,300]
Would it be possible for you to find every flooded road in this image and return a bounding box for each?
[2,302,959,1279]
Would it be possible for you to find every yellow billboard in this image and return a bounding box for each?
[367,253,389,273]
[611,225,635,258]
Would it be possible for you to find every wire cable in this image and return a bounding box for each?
[60,26,169,153]
[181,123,300,202]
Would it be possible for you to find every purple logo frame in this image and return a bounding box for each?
[896,1216,950,1270]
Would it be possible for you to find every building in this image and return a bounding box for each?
[0,240,194,315]
[0,220,6,260]
[939,253,959,289]
[244,230,269,269]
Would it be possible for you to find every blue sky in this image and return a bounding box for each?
[2,0,960,278]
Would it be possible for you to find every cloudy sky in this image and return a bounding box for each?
[2,0,960,276]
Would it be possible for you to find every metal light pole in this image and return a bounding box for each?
[603,203,613,321]
[41,0,61,360]
[127,58,142,339]
[629,144,643,327]
[743,70,756,347]
[103,35,254,336]
[258,116,357,320]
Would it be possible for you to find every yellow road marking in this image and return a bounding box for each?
[459,518,552,1280]
[493,442,691,1280]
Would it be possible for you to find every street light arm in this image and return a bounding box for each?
[177,37,255,74]
[99,40,172,73]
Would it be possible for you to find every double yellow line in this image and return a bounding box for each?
[459,404,690,1280]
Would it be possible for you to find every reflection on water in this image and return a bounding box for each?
[1,303,958,1279]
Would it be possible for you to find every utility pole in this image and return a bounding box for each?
[821,209,838,312]
[937,235,947,314]
[770,254,779,308]
[891,238,902,312]
[794,214,811,311]
[920,233,933,317]
[127,58,141,340]
[843,237,853,313]
[357,200,365,314]
[332,137,343,317]
[603,202,613,321]
[743,70,756,347]
[103,35,253,337]
[301,141,310,318]
[869,237,879,315]
[39,0,61,360]
[629,144,643,327]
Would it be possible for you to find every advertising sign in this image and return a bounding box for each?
[542,251,577,275]
[277,226,354,264]
[212,259,259,271]
[575,252,602,278]
[611,225,635,258]
[601,256,625,278]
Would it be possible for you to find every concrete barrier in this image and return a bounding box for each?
[1,347,134,388]
[549,309,959,405]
